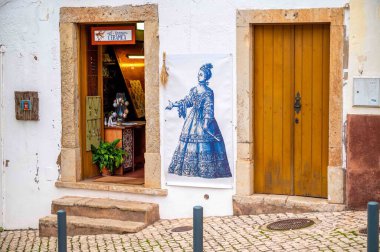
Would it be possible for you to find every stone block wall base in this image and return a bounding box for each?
[235,159,253,196]
[328,166,345,204]
[144,152,161,189]
[233,194,346,216]
[60,147,81,182]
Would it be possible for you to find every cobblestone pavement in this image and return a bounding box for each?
[0,211,375,251]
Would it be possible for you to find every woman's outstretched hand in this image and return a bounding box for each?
[166,100,174,110]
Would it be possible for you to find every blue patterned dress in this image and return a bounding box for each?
[168,86,232,178]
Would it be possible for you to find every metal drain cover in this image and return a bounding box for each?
[266,218,315,231]
[171,226,193,233]
[358,227,380,235]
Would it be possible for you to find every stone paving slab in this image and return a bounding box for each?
[0,211,377,251]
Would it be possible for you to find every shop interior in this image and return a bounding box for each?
[81,23,146,185]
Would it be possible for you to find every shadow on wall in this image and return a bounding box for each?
[346,114,380,209]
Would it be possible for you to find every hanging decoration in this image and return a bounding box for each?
[160,52,169,85]
[163,54,234,188]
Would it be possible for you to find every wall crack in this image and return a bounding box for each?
[34,153,40,190]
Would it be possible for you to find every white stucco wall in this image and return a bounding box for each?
[344,0,380,115]
[0,0,350,229]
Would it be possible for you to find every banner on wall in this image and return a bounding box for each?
[163,54,234,188]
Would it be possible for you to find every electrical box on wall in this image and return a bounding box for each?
[353,77,380,107]
[14,91,39,120]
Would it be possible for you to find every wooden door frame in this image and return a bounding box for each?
[236,8,346,204]
[58,5,161,189]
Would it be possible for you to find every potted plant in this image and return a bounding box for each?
[91,139,127,176]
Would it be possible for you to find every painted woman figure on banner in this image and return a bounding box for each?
[165,63,232,178]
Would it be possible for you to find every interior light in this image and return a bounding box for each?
[127,55,144,59]
[136,23,144,30]
[120,62,145,68]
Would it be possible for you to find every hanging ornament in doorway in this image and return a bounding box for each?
[160,52,169,85]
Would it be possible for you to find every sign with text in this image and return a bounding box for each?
[91,26,136,45]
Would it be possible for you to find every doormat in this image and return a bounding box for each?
[93,176,144,185]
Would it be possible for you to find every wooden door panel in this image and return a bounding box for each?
[262,25,274,193]
[254,25,265,192]
[80,25,104,179]
[254,25,294,194]
[310,24,324,196]
[294,25,313,195]
[294,24,329,197]
[321,26,330,197]
[294,25,303,196]
[282,26,295,195]
[272,26,284,194]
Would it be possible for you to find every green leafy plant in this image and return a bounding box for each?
[91,139,127,174]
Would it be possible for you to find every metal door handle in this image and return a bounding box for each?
[294,92,301,114]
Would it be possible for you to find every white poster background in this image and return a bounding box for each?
[163,54,233,188]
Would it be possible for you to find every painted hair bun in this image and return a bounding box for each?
[200,63,214,81]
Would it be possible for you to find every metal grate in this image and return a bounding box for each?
[171,226,193,233]
[358,227,380,235]
[266,218,315,231]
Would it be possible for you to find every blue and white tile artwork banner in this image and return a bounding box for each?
[163,54,233,188]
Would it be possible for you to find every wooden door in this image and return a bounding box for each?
[293,25,329,197]
[253,24,329,198]
[254,25,295,195]
[80,25,104,179]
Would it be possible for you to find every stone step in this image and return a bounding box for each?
[233,194,346,215]
[51,196,159,225]
[39,215,147,237]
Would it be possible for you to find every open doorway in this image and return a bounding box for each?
[79,23,145,185]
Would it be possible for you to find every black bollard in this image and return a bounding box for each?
[367,202,379,252]
[193,206,203,252]
[57,210,67,252]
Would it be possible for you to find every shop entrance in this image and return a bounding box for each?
[79,23,146,185]
[253,24,330,198]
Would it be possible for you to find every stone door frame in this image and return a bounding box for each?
[0,45,5,226]
[59,4,161,188]
[236,8,345,203]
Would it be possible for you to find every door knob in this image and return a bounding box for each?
[294,92,301,114]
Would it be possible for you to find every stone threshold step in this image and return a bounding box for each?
[52,196,159,224]
[39,215,146,237]
[233,194,346,215]
[55,180,168,196]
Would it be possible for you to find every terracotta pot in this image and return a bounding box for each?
[101,167,113,176]
[114,166,124,176]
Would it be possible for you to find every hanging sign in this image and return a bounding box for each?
[91,26,136,45]
[15,91,39,121]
